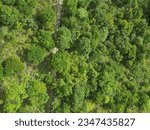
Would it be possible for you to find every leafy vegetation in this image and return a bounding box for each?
[0,0,150,113]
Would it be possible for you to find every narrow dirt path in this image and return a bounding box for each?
[46,0,64,112]
[54,0,64,37]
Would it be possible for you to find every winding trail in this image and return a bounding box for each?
[54,0,64,37]
[46,0,64,112]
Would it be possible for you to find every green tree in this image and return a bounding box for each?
[51,51,71,73]
[37,6,56,30]
[77,36,91,56]
[16,0,36,16]
[87,63,98,93]
[99,27,108,42]
[78,0,92,8]
[73,83,86,112]
[139,93,150,112]
[77,8,88,19]
[63,0,78,16]
[38,7,55,23]
[26,45,46,65]
[35,30,54,50]
[21,80,49,112]
[0,64,3,78]
[2,0,16,5]
[56,27,72,50]
[0,5,19,26]
[2,58,24,76]
[83,100,96,112]
[0,26,8,38]
[2,77,28,112]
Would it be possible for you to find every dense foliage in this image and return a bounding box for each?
[0,0,150,113]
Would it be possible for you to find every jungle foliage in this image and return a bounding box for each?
[0,0,150,113]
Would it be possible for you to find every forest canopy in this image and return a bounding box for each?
[0,0,150,113]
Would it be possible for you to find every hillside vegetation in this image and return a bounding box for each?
[0,0,150,112]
